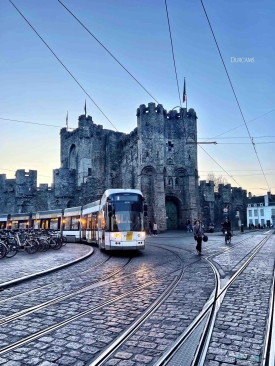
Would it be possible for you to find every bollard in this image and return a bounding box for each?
[241,224,244,233]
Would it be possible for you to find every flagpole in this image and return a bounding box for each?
[66,111,68,131]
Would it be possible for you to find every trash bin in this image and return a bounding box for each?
[241,224,244,233]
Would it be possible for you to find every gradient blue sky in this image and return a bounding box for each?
[0,0,274,196]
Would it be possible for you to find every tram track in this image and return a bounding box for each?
[0,245,202,360]
[153,231,273,366]
[1,234,272,365]
[0,251,182,316]
[0,254,112,304]
[0,257,133,325]
[0,255,184,356]
[87,246,213,366]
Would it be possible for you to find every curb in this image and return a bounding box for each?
[0,244,94,291]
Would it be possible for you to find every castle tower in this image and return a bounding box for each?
[136,102,200,230]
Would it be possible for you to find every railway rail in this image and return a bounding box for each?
[0,232,273,365]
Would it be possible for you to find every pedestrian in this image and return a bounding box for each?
[148,220,153,236]
[186,218,191,233]
[193,220,204,255]
[153,222,158,236]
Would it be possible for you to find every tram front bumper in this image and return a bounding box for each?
[108,240,145,250]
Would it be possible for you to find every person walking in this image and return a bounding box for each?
[193,220,204,255]
[148,220,153,236]
[153,222,158,236]
[186,218,192,233]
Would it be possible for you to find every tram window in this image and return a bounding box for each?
[71,216,80,230]
[11,221,19,229]
[64,217,71,230]
[50,218,59,230]
[19,222,27,229]
[0,222,5,229]
[41,220,49,229]
[81,218,87,230]
[87,215,92,229]
[111,194,139,202]
[34,220,40,229]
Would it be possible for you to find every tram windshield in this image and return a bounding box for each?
[107,193,144,232]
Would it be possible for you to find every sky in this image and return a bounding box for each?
[0,0,274,196]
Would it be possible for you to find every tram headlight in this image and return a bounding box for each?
[111,233,122,240]
[138,232,146,239]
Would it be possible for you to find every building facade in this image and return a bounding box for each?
[246,192,275,227]
[0,102,248,230]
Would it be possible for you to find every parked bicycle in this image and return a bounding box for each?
[224,230,231,244]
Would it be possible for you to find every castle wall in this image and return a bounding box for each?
[0,104,248,230]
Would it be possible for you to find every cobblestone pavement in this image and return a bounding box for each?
[204,234,275,366]
[0,231,273,366]
[0,243,93,286]
[102,246,215,366]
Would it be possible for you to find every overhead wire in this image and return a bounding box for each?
[57,0,160,105]
[0,117,62,128]
[200,0,271,192]
[164,0,182,107]
[198,145,242,186]
[203,108,275,141]
[8,0,118,132]
[199,135,275,140]
[0,167,52,178]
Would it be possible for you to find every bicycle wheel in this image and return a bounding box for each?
[25,240,38,254]
[0,242,7,259]
[5,242,18,258]
[52,240,62,250]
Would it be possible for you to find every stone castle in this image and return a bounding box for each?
[0,103,247,230]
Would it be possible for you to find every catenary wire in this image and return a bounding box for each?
[200,0,271,191]
[0,117,62,128]
[0,167,52,178]
[164,0,182,107]
[199,145,241,186]
[57,0,160,105]
[199,135,275,140]
[202,108,275,141]
[216,142,275,144]
[9,0,118,132]
[5,1,272,194]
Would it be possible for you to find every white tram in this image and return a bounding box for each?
[0,214,8,230]
[62,206,82,242]
[0,188,147,250]
[82,189,146,250]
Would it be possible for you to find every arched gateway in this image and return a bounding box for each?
[165,198,179,229]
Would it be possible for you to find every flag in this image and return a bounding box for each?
[66,111,68,130]
[84,100,87,116]
[182,78,186,103]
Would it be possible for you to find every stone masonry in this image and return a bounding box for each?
[0,103,247,230]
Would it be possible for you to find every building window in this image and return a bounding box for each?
[255,219,258,225]
[88,168,92,176]
[175,178,179,186]
[249,219,253,224]
[261,219,265,226]
[167,141,174,152]
[248,210,252,217]
[254,210,258,216]
[260,209,264,216]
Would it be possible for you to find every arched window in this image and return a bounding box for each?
[69,144,77,170]
[67,200,73,208]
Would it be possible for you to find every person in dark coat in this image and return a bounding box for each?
[223,218,232,237]
[193,220,204,255]
[148,220,153,236]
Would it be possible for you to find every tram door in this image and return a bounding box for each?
[166,200,178,229]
